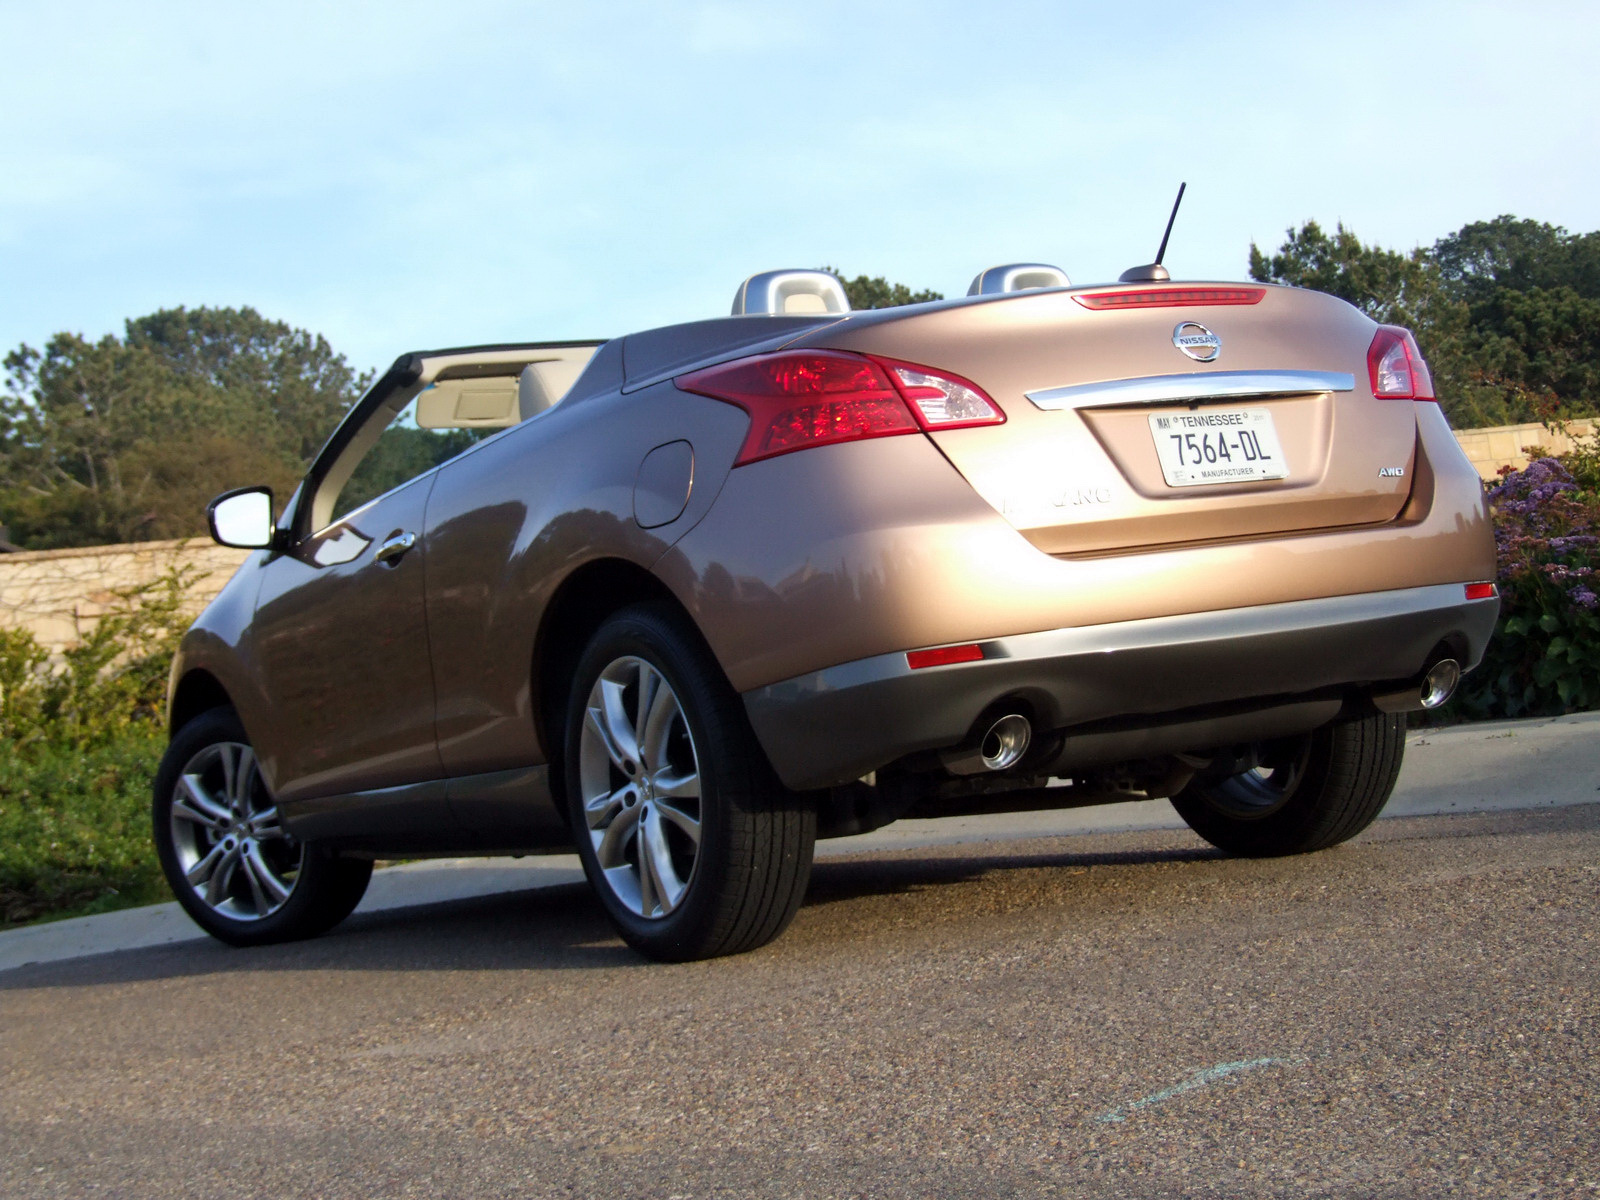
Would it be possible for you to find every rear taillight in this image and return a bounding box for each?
[1366,325,1436,401]
[677,350,1003,465]
[1465,582,1497,600]
[868,357,1005,431]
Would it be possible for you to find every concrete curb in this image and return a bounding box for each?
[3,711,1595,973]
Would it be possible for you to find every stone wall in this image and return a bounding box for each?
[0,539,251,657]
[1453,419,1595,480]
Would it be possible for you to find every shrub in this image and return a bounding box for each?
[0,566,195,925]
[1451,448,1600,718]
[0,730,168,924]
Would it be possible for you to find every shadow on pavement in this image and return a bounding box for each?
[0,839,1228,993]
[804,842,1220,908]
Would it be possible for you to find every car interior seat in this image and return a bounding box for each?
[967,263,1071,296]
[731,270,852,316]
[518,356,593,421]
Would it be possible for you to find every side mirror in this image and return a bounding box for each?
[207,487,276,549]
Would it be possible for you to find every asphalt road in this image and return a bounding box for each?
[2,801,1596,1198]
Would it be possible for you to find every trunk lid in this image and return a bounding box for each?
[798,284,1418,555]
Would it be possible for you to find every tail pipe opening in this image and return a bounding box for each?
[941,711,1034,775]
[1373,651,1464,714]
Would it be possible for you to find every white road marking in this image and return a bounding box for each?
[1096,1057,1305,1124]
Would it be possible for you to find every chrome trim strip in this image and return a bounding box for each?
[1026,369,1356,412]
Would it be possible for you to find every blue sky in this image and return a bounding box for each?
[2,0,1597,376]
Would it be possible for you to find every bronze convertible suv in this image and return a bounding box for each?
[156,265,1498,960]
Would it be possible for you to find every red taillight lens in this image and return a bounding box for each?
[677,351,916,465]
[1465,582,1497,600]
[1366,325,1436,401]
[676,350,1003,465]
[906,643,984,669]
[1073,287,1265,310]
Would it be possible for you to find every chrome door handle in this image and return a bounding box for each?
[374,531,417,566]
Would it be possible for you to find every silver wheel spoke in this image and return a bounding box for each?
[243,844,292,906]
[205,846,242,907]
[634,666,662,761]
[639,807,686,913]
[229,745,257,812]
[584,704,630,773]
[637,836,658,915]
[248,805,286,841]
[584,786,628,831]
[638,675,678,769]
[219,746,238,810]
[599,677,643,767]
[655,798,702,847]
[652,767,699,800]
[186,840,228,887]
[595,803,641,868]
[174,776,231,830]
[242,851,271,913]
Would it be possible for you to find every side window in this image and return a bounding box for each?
[323,374,521,528]
[332,398,488,523]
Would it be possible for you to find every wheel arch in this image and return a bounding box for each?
[169,668,234,735]
[531,557,711,811]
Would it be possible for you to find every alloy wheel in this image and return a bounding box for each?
[578,655,704,919]
[168,741,302,921]
[1206,737,1313,818]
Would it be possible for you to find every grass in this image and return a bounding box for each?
[0,728,171,927]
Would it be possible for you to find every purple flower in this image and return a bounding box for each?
[1570,586,1598,611]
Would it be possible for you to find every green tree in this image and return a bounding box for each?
[1249,218,1600,428]
[820,268,943,310]
[1432,216,1600,303]
[0,308,368,548]
[1247,219,1438,329]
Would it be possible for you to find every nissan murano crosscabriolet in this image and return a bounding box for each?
[157,262,1498,960]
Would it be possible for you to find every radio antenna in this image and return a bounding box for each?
[1155,182,1186,266]
[1118,182,1188,282]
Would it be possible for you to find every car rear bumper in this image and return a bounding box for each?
[741,583,1499,791]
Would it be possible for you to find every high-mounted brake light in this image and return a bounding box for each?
[677,350,1003,465]
[1366,325,1436,401]
[1073,287,1265,310]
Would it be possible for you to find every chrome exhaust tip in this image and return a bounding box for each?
[940,712,1034,775]
[979,714,1032,771]
[1419,658,1462,709]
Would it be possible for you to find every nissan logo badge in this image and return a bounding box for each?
[1173,322,1221,362]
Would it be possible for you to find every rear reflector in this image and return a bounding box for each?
[1073,287,1265,310]
[906,644,984,669]
[1367,325,1437,401]
[677,350,1002,465]
[1464,582,1497,600]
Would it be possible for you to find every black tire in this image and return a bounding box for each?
[563,603,815,962]
[1170,712,1406,857]
[152,707,373,947]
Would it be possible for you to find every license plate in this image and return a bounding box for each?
[1147,407,1288,487]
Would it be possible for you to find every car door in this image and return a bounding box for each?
[247,473,443,809]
